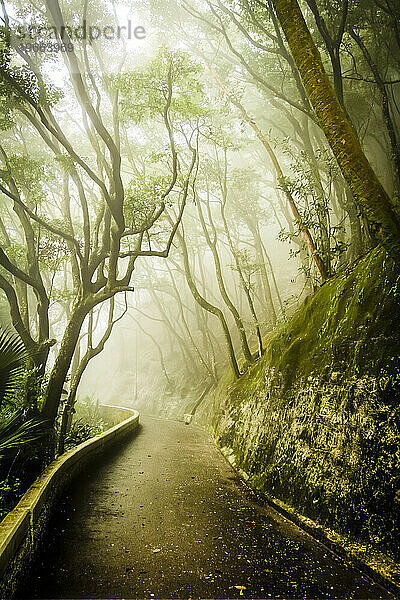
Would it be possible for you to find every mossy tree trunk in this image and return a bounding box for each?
[270,0,400,256]
[58,296,127,454]
[41,299,93,424]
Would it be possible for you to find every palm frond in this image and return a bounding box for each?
[0,410,48,461]
[0,329,28,406]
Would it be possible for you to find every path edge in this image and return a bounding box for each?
[216,442,400,599]
[0,404,139,600]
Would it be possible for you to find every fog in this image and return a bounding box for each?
[78,221,297,416]
[0,0,398,425]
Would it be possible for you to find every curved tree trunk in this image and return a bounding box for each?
[248,221,277,326]
[196,194,255,364]
[166,264,218,382]
[207,66,329,280]
[259,237,284,315]
[271,0,400,256]
[171,221,240,379]
[41,312,87,424]
[220,202,264,357]
[58,296,128,453]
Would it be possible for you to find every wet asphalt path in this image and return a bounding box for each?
[18,416,394,599]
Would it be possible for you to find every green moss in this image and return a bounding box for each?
[264,248,400,386]
[198,247,400,560]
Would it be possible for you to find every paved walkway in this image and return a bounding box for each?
[18,416,393,599]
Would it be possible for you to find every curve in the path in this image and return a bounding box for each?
[17,416,393,599]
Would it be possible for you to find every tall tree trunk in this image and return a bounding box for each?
[260,238,284,315]
[70,338,81,383]
[41,301,91,424]
[271,0,400,256]
[349,28,400,190]
[248,221,277,326]
[58,354,86,455]
[194,300,219,381]
[58,296,127,453]
[166,265,217,382]
[196,251,223,375]
[220,201,264,357]
[196,195,255,364]
[171,222,240,379]
[207,65,329,280]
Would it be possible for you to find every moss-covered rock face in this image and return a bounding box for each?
[197,247,400,556]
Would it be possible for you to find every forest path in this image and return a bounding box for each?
[18,415,392,599]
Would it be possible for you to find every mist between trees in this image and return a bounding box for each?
[0,0,399,481]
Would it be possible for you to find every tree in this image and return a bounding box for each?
[0,0,201,429]
[270,0,400,256]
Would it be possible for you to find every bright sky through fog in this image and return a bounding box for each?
[4,0,151,87]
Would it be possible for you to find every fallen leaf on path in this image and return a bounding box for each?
[234,585,247,595]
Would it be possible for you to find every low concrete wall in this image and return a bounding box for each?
[0,405,139,599]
